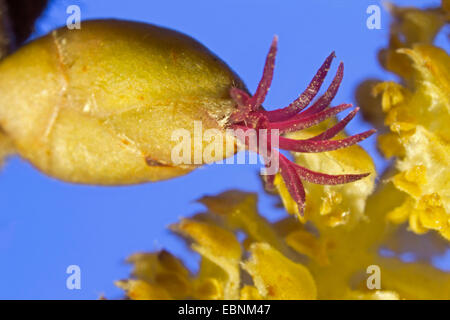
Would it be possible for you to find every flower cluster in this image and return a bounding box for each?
[116,191,317,300]
[357,2,450,240]
[117,189,450,300]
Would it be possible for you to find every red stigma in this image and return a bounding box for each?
[227,37,376,216]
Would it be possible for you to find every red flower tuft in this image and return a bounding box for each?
[227,37,376,216]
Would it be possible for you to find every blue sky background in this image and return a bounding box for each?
[0,0,448,299]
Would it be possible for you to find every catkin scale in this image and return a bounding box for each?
[0,20,244,184]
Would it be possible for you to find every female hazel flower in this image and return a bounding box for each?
[0,20,373,215]
[227,37,375,215]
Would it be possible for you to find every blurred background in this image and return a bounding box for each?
[0,0,448,299]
